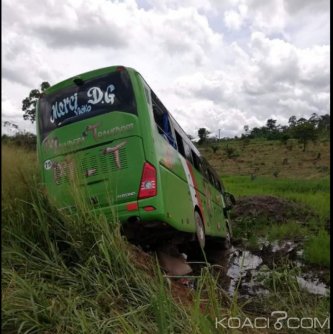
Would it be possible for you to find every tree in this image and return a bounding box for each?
[296,117,307,125]
[318,114,330,133]
[292,122,318,152]
[198,128,210,145]
[187,134,194,141]
[22,81,51,123]
[266,118,277,132]
[309,113,320,128]
[288,115,297,127]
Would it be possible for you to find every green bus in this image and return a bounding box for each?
[37,65,235,249]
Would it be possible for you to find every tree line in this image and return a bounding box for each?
[242,114,330,151]
[2,81,330,154]
[197,113,330,151]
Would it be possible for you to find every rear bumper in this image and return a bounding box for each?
[90,196,165,224]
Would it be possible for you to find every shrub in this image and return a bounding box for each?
[223,145,239,159]
[2,132,36,150]
[304,230,330,267]
[210,145,219,153]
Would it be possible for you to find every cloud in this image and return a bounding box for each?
[224,10,243,30]
[1,0,330,139]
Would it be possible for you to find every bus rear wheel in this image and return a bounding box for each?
[194,211,205,249]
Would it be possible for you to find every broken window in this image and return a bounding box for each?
[191,150,202,173]
[151,91,176,148]
[183,142,193,164]
[175,130,185,157]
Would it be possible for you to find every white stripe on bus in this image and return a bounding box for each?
[179,155,198,208]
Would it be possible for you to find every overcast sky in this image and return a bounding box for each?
[2,0,330,138]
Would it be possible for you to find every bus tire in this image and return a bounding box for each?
[194,210,205,249]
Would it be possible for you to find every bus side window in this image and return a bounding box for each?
[191,150,201,172]
[151,102,164,135]
[183,142,193,164]
[151,91,176,148]
[144,87,151,106]
[175,131,185,157]
[201,161,209,181]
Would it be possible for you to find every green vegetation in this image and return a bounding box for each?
[1,132,36,150]
[22,81,51,123]
[197,128,210,145]
[201,137,330,180]
[223,175,330,221]
[267,222,308,241]
[304,230,330,267]
[2,144,249,333]
[256,263,330,323]
[2,143,330,333]
[222,174,330,269]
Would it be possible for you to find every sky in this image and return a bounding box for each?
[2,0,330,138]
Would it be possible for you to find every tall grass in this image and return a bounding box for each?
[223,175,330,221]
[304,230,330,267]
[2,146,182,332]
[2,144,235,333]
[2,144,330,333]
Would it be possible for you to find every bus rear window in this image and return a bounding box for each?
[38,70,136,140]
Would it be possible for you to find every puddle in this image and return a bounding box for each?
[188,238,330,299]
[270,240,297,253]
[225,248,268,296]
[296,276,330,296]
[150,235,329,299]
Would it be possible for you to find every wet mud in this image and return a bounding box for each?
[144,195,329,299]
[176,238,330,298]
[231,195,316,223]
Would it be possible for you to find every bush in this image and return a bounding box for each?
[210,145,219,153]
[223,145,239,159]
[2,132,36,150]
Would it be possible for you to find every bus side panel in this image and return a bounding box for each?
[191,167,227,238]
[129,71,157,165]
[131,71,228,238]
[159,164,195,233]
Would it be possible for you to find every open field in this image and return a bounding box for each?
[200,138,330,179]
[2,142,330,333]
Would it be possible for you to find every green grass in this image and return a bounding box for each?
[304,230,330,267]
[223,174,330,268]
[2,143,330,333]
[1,144,237,333]
[223,175,330,222]
[267,221,308,241]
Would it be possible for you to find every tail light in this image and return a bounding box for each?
[138,162,157,199]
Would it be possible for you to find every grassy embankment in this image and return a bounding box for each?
[200,137,330,267]
[2,142,330,333]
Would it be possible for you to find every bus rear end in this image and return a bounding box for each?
[37,66,159,225]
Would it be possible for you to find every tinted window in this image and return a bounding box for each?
[191,150,202,172]
[39,70,136,140]
[183,142,193,163]
[175,131,185,157]
[151,91,176,148]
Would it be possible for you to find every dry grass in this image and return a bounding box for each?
[201,138,330,179]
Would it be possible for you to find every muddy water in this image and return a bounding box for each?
[187,239,330,298]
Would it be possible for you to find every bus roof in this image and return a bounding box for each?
[44,65,136,96]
